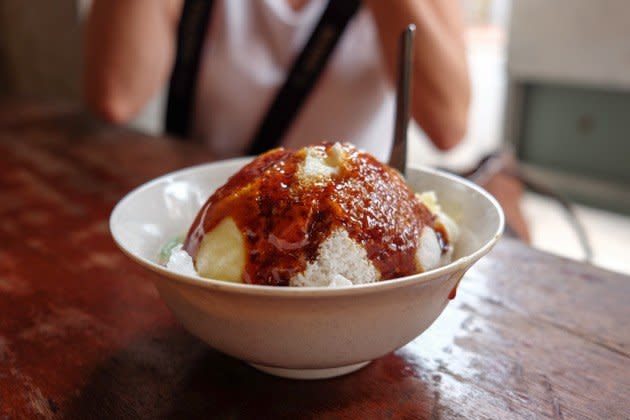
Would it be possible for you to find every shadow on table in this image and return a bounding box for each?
[66,326,438,419]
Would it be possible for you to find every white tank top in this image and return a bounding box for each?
[192,0,394,162]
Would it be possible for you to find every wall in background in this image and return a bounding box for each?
[509,0,630,89]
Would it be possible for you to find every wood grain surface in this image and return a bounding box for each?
[0,101,628,419]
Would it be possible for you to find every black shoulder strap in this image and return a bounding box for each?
[166,0,360,153]
[246,0,361,155]
[165,0,213,138]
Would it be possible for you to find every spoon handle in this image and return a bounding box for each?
[389,24,416,176]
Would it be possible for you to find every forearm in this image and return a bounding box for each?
[83,0,182,123]
[365,0,471,150]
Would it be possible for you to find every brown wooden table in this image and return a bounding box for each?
[1,101,629,419]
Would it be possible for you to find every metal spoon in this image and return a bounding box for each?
[389,24,416,176]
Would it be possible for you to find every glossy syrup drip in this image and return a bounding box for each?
[183,143,447,286]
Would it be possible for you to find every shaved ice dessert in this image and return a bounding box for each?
[165,142,458,287]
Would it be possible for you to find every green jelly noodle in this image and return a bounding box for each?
[157,236,184,266]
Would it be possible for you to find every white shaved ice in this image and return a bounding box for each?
[163,155,460,286]
[166,245,197,277]
[296,143,346,183]
[165,190,461,284]
[290,229,380,287]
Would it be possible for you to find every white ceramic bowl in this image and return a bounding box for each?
[110,158,504,379]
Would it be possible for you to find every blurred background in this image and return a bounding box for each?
[1,0,628,274]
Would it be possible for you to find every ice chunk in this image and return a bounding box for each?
[328,274,353,288]
[416,226,442,272]
[166,245,198,277]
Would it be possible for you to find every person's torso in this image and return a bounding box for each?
[192,0,394,161]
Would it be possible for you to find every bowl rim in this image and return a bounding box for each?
[110,158,504,297]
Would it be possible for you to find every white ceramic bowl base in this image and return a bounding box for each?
[111,159,504,380]
[249,361,371,380]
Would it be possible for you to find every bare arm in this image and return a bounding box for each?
[365,0,471,150]
[83,0,183,123]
